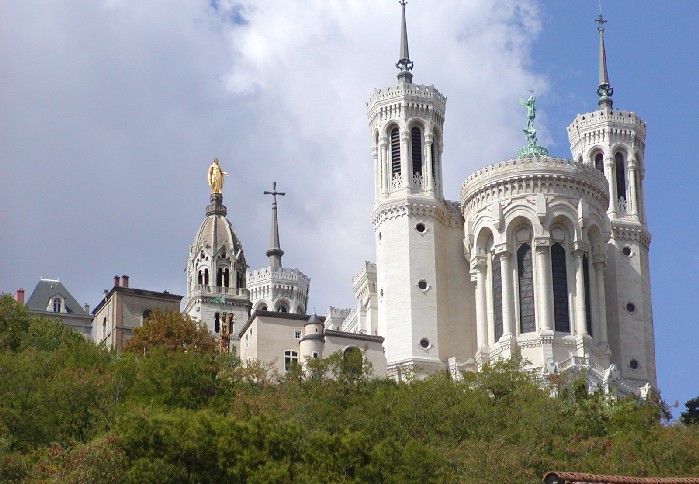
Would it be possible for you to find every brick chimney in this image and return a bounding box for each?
[114,275,120,287]
[121,275,129,288]
[14,288,25,304]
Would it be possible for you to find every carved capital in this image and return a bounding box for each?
[572,240,590,253]
[471,254,488,271]
[493,243,510,257]
[533,237,550,248]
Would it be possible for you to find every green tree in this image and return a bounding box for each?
[124,309,215,354]
[681,397,699,426]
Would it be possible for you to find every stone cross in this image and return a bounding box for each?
[264,181,286,207]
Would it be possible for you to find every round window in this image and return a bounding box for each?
[418,280,428,290]
[622,246,632,257]
[419,338,430,349]
[416,223,426,233]
[629,359,639,370]
[626,303,636,313]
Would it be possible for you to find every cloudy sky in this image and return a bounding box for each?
[2,1,698,416]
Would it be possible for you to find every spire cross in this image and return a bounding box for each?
[264,181,286,207]
[596,14,607,32]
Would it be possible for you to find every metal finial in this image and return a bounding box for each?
[595,14,613,109]
[263,181,286,268]
[396,0,413,83]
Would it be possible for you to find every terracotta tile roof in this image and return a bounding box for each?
[544,472,699,484]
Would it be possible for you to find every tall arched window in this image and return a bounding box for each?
[390,127,401,178]
[594,152,604,173]
[518,244,535,333]
[411,126,423,180]
[551,243,570,332]
[615,152,626,203]
[214,312,220,333]
[223,268,230,288]
[583,254,592,336]
[197,270,203,285]
[204,269,209,285]
[492,253,503,341]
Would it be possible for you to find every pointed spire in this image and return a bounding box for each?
[595,14,614,109]
[396,0,414,83]
[263,182,285,268]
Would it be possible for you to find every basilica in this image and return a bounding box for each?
[19,4,656,397]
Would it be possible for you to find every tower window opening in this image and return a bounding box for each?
[551,243,570,332]
[583,254,592,336]
[214,312,220,333]
[517,244,535,334]
[197,270,203,285]
[223,268,230,288]
[492,253,503,341]
[411,126,423,179]
[615,152,627,203]
[216,268,223,287]
[390,127,401,177]
[594,152,604,173]
[204,269,209,285]
[622,246,632,257]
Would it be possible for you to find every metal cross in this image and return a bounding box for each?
[596,14,607,32]
[263,181,285,207]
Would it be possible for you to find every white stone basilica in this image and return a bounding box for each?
[184,5,656,396]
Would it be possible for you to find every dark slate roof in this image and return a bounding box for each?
[325,329,384,343]
[26,279,88,315]
[238,310,325,338]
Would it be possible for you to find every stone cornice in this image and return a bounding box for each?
[567,109,646,156]
[611,221,652,248]
[366,83,446,130]
[372,196,464,229]
[460,157,609,217]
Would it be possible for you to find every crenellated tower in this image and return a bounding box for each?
[567,15,656,388]
[367,1,472,377]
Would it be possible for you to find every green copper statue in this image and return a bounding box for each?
[517,93,548,158]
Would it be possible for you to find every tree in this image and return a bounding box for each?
[124,309,215,354]
[681,397,699,426]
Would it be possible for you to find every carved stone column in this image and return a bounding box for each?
[472,255,488,349]
[628,157,639,216]
[379,137,388,196]
[534,238,552,332]
[593,257,608,346]
[572,246,588,336]
[424,133,434,195]
[400,130,410,189]
[604,153,615,215]
[497,249,514,337]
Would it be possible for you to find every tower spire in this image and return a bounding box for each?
[263,181,285,268]
[396,0,413,84]
[595,14,613,109]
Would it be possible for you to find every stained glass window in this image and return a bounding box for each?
[518,244,535,333]
[492,254,503,341]
[411,127,422,177]
[551,243,570,332]
[390,127,401,177]
[583,254,592,336]
[595,152,604,173]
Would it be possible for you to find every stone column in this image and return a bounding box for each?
[572,247,588,336]
[372,145,380,200]
[628,157,639,217]
[472,256,488,349]
[593,257,608,346]
[497,249,514,337]
[425,133,434,194]
[604,152,615,215]
[534,238,552,332]
[400,130,410,189]
[379,137,388,196]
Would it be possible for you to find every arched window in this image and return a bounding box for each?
[204,269,209,285]
[214,312,220,333]
[216,268,223,287]
[342,347,363,377]
[615,151,626,203]
[236,270,244,289]
[492,253,503,341]
[551,243,570,332]
[594,152,604,173]
[583,254,592,336]
[517,244,535,334]
[223,268,230,288]
[411,126,423,179]
[284,350,298,371]
[197,270,203,285]
[278,304,288,313]
[52,297,62,313]
[390,127,401,178]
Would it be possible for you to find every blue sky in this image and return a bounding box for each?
[1,0,696,416]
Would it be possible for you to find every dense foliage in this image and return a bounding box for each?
[1,294,698,483]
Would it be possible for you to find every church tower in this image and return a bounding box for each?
[567,16,656,387]
[368,2,472,376]
[247,182,310,315]
[183,158,251,347]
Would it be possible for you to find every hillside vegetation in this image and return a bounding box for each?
[1,295,697,483]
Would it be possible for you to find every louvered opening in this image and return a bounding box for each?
[390,127,401,176]
[411,127,422,177]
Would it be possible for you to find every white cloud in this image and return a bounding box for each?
[1,0,547,314]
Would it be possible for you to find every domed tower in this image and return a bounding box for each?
[368,1,472,377]
[183,158,251,344]
[247,182,310,314]
[567,15,656,389]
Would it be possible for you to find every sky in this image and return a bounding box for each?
[1,1,698,417]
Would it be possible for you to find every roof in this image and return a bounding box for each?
[25,279,88,315]
[239,310,324,337]
[543,472,699,484]
[325,329,384,344]
[92,286,183,315]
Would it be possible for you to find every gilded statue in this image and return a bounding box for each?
[208,157,228,194]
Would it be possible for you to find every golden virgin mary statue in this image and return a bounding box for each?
[208,157,228,194]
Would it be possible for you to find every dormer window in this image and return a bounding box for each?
[49,297,64,313]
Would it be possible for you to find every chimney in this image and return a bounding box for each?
[114,275,120,287]
[83,303,90,313]
[14,288,25,304]
[121,275,129,288]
